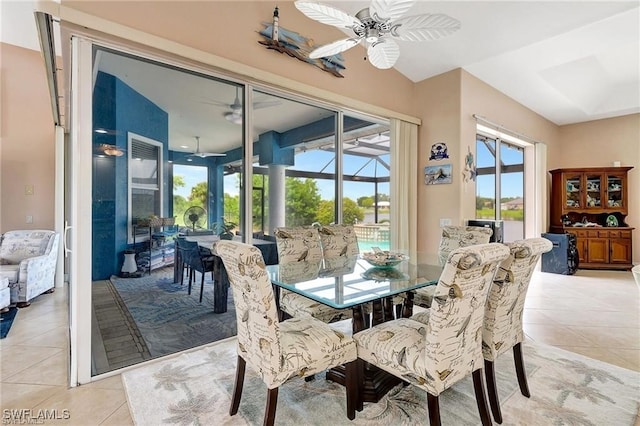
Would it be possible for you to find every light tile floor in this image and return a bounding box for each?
[1,269,638,425]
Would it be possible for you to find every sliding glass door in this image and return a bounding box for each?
[67,36,392,383]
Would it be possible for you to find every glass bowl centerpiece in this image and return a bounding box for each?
[361,250,409,269]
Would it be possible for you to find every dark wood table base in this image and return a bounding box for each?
[327,293,415,403]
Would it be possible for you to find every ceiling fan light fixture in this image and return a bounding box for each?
[104,147,124,157]
[224,112,243,125]
[99,143,124,157]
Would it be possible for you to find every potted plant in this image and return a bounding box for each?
[214,218,237,240]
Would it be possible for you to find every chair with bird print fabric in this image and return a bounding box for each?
[274,226,353,323]
[216,241,358,425]
[482,237,552,424]
[412,225,493,309]
[354,243,510,426]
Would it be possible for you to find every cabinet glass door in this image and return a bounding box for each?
[607,174,624,209]
[565,174,582,209]
[584,174,602,209]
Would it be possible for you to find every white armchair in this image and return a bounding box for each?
[0,230,59,307]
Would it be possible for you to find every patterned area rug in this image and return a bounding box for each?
[0,307,18,339]
[110,268,236,358]
[123,336,639,425]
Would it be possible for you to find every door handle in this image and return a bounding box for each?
[64,221,72,257]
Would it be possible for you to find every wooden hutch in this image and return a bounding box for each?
[549,166,634,270]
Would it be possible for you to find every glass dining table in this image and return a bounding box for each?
[266,255,442,332]
[266,254,442,403]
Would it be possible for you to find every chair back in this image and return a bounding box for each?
[482,238,552,361]
[180,239,205,271]
[317,224,359,259]
[423,243,510,394]
[0,230,57,264]
[216,240,283,385]
[274,226,323,264]
[438,225,493,266]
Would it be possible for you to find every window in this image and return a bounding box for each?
[476,130,527,242]
[128,132,163,242]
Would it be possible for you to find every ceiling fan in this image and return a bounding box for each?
[202,87,281,124]
[188,136,226,158]
[294,0,461,69]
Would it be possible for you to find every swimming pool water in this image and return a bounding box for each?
[358,240,390,252]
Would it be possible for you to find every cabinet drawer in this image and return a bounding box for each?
[574,230,588,238]
[620,230,632,239]
[587,230,609,238]
[609,231,621,238]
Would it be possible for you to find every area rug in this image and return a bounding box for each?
[122,337,639,425]
[110,268,236,358]
[0,307,18,339]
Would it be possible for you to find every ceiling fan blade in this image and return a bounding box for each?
[367,38,400,69]
[253,100,281,110]
[192,152,226,158]
[294,1,362,29]
[390,13,461,41]
[369,0,414,22]
[309,37,362,59]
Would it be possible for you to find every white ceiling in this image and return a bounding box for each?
[322,1,639,125]
[2,1,639,128]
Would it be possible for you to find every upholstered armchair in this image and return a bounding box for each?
[274,226,353,323]
[216,240,358,425]
[0,230,60,307]
[482,237,552,424]
[412,225,493,309]
[355,243,510,426]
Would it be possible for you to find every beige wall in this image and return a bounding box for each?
[0,43,56,232]
[62,1,417,118]
[414,69,560,254]
[558,114,640,263]
[415,69,462,254]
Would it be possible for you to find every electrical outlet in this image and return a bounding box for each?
[26,215,33,224]
[439,218,451,227]
[25,184,34,195]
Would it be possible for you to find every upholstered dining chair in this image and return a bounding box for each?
[482,237,552,424]
[274,226,353,324]
[181,239,215,303]
[216,240,358,425]
[354,243,510,426]
[412,225,494,309]
[317,224,359,259]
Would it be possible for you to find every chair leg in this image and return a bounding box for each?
[199,272,205,303]
[472,369,493,426]
[264,387,278,426]
[514,342,530,398]
[356,358,364,412]
[484,359,502,424]
[229,356,246,416]
[188,269,193,295]
[427,393,441,426]
[345,360,357,420]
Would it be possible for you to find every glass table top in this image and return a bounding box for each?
[266,256,442,310]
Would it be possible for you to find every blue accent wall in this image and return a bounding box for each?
[92,71,168,280]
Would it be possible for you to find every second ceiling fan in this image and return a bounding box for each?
[188,136,226,158]
[295,0,461,69]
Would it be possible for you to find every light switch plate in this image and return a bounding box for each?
[439,218,452,227]
[25,184,34,195]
